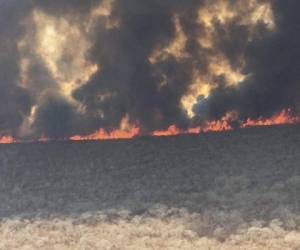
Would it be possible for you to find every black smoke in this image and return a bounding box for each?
[0,0,299,139]
[194,0,300,122]
[0,0,32,137]
[74,0,203,134]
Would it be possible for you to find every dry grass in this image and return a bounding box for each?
[1,206,300,250]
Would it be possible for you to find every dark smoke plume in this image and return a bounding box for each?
[0,0,299,138]
[196,0,300,121]
[0,0,32,136]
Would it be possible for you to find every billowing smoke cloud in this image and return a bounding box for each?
[0,0,299,139]
[193,0,300,123]
[0,0,32,137]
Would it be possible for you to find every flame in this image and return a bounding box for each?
[0,109,299,143]
[203,120,232,132]
[0,135,50,144]
[152,119,232,137]
[70,116,140,140]
[70,127,140,141]
[38,135,50,142]
[0,136,17,144]
[152,125,181,137]
[241,109,300,128]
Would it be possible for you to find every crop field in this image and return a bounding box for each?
[0,125,300,249]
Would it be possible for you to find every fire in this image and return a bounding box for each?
[241,109,299,128]
[187,127,201,134]
[38,135,50,142]
[70,115,141,141]
[151,119,231,137]
[0,136,16,144]
[0,109,299,143]
[202,120,232,132]
[152,125,181,137]
[70,127,140,141]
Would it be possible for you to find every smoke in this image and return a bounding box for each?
[194,0,300,122]
[0,0,299,138]
[0,0,32,136]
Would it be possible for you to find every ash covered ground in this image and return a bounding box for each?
[1,125,300,249]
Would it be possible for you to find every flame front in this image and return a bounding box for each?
[241,109,300,128]
[0,136,17,144]
[0,109,299,143]
[70,127,140,141]
[152,125,181,137]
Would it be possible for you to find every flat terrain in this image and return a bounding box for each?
[0,125,300,249]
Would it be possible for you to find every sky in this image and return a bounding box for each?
[0,0,299,139]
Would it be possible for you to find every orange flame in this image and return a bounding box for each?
[70,127,140,141]
[0,109,299,143]
[202,117,232,132]
[38,135,50,142]
[0,136,16,144]
[152,118,232,137]
[187,127,201,134]
[152,125,181,137]
[241,109,299,128]
[152,125,203,137]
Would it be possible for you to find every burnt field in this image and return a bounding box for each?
[0,125,300,249]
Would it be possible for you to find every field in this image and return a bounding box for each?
[0,125,300,249]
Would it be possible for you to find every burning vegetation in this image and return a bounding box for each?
[1,109,299,143]
[0,0,299,142]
